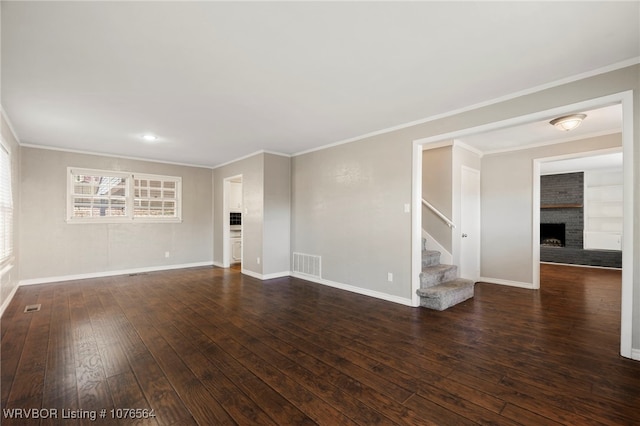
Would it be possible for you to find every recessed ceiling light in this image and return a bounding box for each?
[142,134,158,142]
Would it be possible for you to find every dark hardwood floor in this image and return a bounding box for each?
[2,263,639,425]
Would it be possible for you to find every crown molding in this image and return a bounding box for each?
[293,57,639,157]
[212,149,290,170]
[0,108,21,145]
[20,143,215,169]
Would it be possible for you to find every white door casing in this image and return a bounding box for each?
[222,174,243,268]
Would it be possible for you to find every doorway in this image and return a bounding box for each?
[412,91,634,359]
[534,148,623,273]
[223,175,243,268]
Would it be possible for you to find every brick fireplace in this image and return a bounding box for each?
[540,171,621,268]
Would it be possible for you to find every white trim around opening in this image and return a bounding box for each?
[412,90,635,360]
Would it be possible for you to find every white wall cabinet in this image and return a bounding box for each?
[229,181,242,211]
[584,169,623,250]
[231,237,242,263]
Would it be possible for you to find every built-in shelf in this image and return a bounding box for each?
[541,204,583,209]
[584,168,623,250]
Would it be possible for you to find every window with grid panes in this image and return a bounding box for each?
[67,168,181,223]
[133,175,180,219]
[0,142,13,263]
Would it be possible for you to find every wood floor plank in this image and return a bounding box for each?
[222,314,430,425]
[499,373,639,425]
[402,393,477,426]
[108,282,202,426]
[168,315,317,426]
[194,285,422,406]
[127,276,276,425]
[158,322,282,426]
[222,323,396,425]
[42,286,78,419]
[447,358,616,425]
[2,263,639,425]
[177,305,358,425]
[0,285,50,407]
[107,371,159,426]
[82,282,130,379]
[132,318,236,425]
[5,285,54,406]
[500,403,564,426]
[188,287,419,406]
[151,277,424,425]
[68,285,113,420]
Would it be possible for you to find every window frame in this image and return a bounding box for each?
[67,167,182,224]
[0,139,14,267]
[132,173,182,221]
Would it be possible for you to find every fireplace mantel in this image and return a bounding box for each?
[541,204,583,209]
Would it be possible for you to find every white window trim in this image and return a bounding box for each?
[0,138,14,267]
[67,167,182,224]
[132,172,182,222]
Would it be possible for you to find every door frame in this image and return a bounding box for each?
[412,90,634,359]
[222,174,242,268]
[532,146,623,290]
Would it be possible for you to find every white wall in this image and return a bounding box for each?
[212,152,291,278]
[481,134,621,284]
[263,153,291,276]
[291,64,639,348]
[422,145,452,252]
[213,153,264,274]
[292,132,413,301]
[19,147,213,282]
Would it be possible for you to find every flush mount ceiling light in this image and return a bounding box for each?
[549,114,587,131]
[142,134,158,142]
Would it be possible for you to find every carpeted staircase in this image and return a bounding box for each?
[417,239,475,310]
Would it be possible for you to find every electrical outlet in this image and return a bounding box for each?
[165,251,170,258]
[257,257,261,265]
[404,203,410,213]
[387,272,393,282]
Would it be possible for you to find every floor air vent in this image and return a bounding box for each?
[292,253,322,278]
[24,304,41,313]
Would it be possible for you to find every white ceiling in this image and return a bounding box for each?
[2,1,639,168]
[540,152,622,175]
[458,103,623,154]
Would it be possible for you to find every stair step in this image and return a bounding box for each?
[416,278,475,311]
[420,264,458,288]
[422,250,441,268]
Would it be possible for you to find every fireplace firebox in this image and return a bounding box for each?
[541,223,565,247]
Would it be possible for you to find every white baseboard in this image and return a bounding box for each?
[18,261,214,286]
[291,272,415,307]
[540,261,622,270]
[241,269,291,280]
[0,284,20,318]
[479,276,534,289]
[631,348,640,361]
[422,230,453,265]
[241,269,415,306]
[212,261,225,268]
